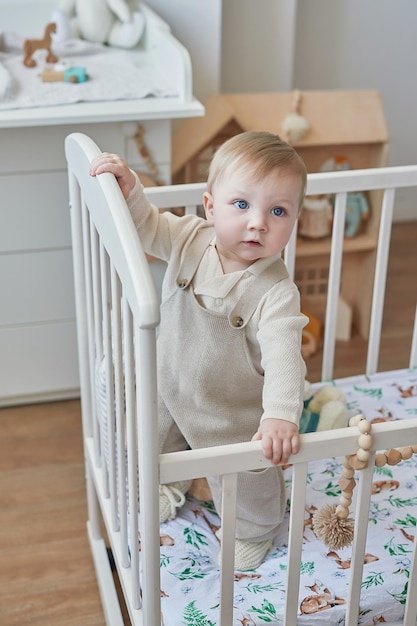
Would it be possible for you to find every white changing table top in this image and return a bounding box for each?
[0,0,204,128]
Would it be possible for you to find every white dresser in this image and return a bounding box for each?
[0,1,203,405]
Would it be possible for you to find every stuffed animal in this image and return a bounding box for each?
[344,191,369,238]
[300,381,349,433]
[53,0,145,48]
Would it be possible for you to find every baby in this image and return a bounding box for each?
[90,130,307,570]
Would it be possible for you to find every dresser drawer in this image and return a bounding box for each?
[0,249,75,325]
[0,171,70,252]
[0,321,79,405]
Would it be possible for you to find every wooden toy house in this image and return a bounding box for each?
[172,90,389,340]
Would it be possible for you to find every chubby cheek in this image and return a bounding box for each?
[271,222,297,253]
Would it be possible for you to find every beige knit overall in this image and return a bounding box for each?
[158,228,289,542]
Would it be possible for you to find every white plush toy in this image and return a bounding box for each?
[53,0,145,48]
[303,381,350,432]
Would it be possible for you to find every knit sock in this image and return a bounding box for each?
[234,538,273,571]
[159,480,192,523]
[216,530,273,571]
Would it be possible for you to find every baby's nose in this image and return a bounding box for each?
[248,211,267,230]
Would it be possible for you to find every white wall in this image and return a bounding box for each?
[293,0,417,220]
[145,0,222,102]
[220,0,298,93]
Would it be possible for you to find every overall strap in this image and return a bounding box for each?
[175,226,215,290]
[228,259,289,329]
[174,224,289,329]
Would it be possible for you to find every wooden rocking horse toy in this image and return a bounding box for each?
[23,23,58,68]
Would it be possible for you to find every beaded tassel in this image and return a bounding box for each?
[313,413,417,550]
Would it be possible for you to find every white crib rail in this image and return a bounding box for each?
[67,130,417,626]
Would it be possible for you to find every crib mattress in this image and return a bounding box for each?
[155,368,417,626]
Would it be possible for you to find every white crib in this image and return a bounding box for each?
[65,131,417,626]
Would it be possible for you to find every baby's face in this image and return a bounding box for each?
[203,167,302,272]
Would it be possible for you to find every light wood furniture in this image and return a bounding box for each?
[172,90,388,339]
[0,1,203,406]
[288,91,388,340]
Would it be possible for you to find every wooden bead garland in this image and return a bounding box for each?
[312,413,417,551]
[133,125,165,186]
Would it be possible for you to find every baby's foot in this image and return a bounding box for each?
[234,538,273,571]
[159,480,192,523]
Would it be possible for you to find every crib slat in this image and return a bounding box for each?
[111,267,125,541]
[283,219,297,281]
[69,175,102,542]
[366,188,395,375]
[321,191,347,381]
[409,302,417,369]
[100,242,114,507]
[403,527,417,626]
[89,218,104,468]
[285,461,308,625]
[136,324,161,625]
[123,300,141,610]
[219,473,238,626]
[345,456,376,625]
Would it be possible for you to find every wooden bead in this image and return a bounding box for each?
[358,433,373,450]
[375,453,387,467]
[398,446,413,460]
[411,444,417,453]
[343,456,353,469]
[339,476,356,492]
[336,505,349,519]
[358,420,372,434]
[386,448,402,465]
[339,495,352,508]
[342,467,355,479]
[356,448,371,463]
[350,456,368,470]
[341,490,354,499]
[349,414,364,426]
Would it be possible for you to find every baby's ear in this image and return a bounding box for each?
[203,191,214,224]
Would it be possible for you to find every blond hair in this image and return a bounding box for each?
[207,131,307,210]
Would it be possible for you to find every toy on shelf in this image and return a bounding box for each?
[321,156,370,237]
[344,191,369,237]
[53,0,145,48]
[23,23,58,68]
[282,89,310,144]
[298,194,333,239]
[40,64,88,83]
[301,308,322,359]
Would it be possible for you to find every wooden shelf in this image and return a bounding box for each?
[295,234,377,257]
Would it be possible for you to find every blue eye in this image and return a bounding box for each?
[234,200,248,210]
[272,207,285,217]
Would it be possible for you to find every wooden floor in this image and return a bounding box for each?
[1,221,416,626]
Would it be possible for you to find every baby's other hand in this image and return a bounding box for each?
[252,418,299,465]
[90,152,137,199]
